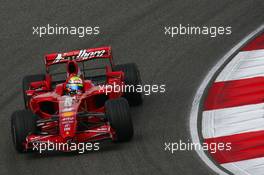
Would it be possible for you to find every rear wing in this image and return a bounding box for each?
[44,46,112,71]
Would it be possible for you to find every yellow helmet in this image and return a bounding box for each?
[66,75,83,95]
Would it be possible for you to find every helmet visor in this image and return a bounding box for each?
[66,84,83,92]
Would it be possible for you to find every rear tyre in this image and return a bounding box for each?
[23,74,45,108]
[105,98,133,142]
[113,63,143,106]
[11,110,37,153]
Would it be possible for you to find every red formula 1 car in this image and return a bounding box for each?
[11,46,142,153]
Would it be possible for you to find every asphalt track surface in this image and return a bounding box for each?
[0,1,263,175]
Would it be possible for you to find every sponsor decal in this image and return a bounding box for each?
[64,96,73,107]
[62,111,74,117]
[61,107,74,112]
[77,49,106,60]
[53,49,106,63]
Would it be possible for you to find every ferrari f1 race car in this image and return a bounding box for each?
[11,46,143,153]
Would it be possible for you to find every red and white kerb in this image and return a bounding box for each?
[202,33,264,175]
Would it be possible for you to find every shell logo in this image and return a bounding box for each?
[62,111,74,117]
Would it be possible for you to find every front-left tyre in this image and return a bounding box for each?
[105,97,134,142]
[11,110,37,153]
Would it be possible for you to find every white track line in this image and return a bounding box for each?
[189,24,264,175]
[202,103,264,139]
[216,49,264,82]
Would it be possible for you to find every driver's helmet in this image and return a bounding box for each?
[65,75,84,95]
